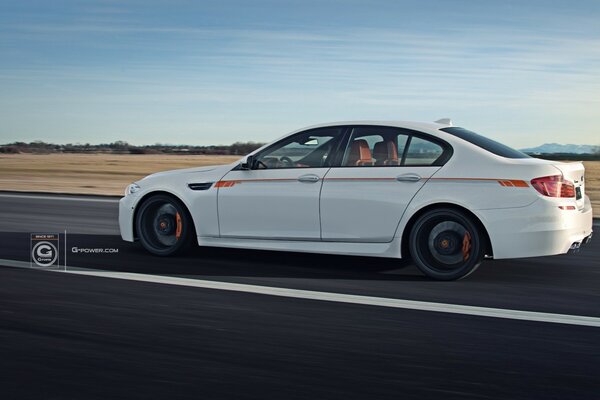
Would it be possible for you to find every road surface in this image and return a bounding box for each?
[0,192,598,399]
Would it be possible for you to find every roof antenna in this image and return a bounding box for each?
[435,118,452,126]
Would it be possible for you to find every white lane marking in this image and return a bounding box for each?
[0,193,119,203]
[1,259,599,328]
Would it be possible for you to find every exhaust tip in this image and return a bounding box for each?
[569,242,581,253]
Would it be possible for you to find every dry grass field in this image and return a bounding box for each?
[0,154,239,196]
[0,154,598,217]
[584,160,600,217]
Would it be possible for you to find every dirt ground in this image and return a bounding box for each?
[0,154,598,217]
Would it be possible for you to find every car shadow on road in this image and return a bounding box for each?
[0,232,431,281]
[3,231,597,286]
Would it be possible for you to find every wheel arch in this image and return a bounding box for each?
[132,190,196,240]
[400,202,493,260]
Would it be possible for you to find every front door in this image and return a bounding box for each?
[218,126,346,239]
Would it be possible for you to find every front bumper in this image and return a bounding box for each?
[119,195,137,242]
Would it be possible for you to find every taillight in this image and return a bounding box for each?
[531,175,575,198]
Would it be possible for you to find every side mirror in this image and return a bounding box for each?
[240,155,255,170]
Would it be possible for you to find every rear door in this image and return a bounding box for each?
[320,126,450,242]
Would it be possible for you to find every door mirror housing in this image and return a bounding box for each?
[240,155,256,170]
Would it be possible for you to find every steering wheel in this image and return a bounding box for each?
[280,156,294,167]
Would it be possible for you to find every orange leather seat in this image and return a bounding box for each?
[373,142,387,165]
[373,140,399,166]
[346,139,374,166]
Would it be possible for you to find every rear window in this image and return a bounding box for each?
[441,127,530,159]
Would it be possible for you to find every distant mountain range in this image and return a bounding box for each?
[520,143,598,154]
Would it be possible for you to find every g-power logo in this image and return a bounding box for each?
[30,234,59,268]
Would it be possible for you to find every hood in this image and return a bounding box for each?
[140,162,237,182]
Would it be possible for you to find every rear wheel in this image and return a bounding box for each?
[409,208,484,280]
[136,194,194,256]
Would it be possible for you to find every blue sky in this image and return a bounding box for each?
[0,0,599,147]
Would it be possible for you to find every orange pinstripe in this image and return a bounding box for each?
[214,177,529,188]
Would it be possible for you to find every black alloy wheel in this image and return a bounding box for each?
[136,194,194,256]
[409,208,484,280]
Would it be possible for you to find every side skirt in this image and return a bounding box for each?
[197,236,402,258]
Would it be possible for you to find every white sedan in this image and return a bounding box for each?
[119,120,593,280]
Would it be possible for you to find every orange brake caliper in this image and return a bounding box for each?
[462,231,472,261]
[175,212,182,240]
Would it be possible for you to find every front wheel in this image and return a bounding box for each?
[136,194,195,256]
[409,208,484,280]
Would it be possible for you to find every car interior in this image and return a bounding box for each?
[255,126,446,169]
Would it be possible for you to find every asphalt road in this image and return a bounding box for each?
[0,192,599,399]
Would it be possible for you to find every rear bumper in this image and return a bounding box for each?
[477,195,593,259]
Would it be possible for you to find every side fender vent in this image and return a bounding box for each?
[188,182,214,191]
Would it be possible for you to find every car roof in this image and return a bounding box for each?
[292,120,451,134]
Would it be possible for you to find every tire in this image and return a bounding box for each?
[135,194,195,256]
[409,208,484,281]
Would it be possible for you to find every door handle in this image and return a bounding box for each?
[298,174,320,183]
[396,174,421,182]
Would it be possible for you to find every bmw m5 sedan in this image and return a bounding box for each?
[119,119,593,280]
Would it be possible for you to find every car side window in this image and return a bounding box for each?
[404,137,444,166]
[339,126,448,167]
[341,127,408,167]
[256,127,343,169]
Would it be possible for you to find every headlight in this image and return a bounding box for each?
[125,183,141,196]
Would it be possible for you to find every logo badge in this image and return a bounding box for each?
[30,234,59,268]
